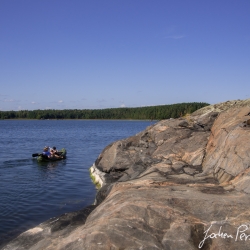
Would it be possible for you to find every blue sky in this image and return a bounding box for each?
[0,0,250,111]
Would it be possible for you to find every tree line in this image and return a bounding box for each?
[0,102,209,120]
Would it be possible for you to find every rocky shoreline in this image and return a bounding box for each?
[2,99,250,250]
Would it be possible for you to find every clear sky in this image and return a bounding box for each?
[0,0,250,111]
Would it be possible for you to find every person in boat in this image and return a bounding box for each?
[50,146,63,157]
[42,146,51,158]
[43,146,62,159]
[50,146,58,155]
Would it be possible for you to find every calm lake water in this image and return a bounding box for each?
[0,119,154,246]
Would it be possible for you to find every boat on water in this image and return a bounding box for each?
[33,148,67,162]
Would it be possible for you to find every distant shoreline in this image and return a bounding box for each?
[0,102,210,120]
[0,118,157,121]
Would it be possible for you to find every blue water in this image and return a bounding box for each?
[0,119,153,245]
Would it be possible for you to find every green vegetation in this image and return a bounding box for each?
[0,102,209,120]
[89,169,101,189]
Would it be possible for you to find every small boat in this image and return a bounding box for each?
[33,148,67,162]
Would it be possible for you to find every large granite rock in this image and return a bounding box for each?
[203,107,250,182]
[3,99,250,250]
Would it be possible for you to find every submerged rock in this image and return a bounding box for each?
[3,98,250,250]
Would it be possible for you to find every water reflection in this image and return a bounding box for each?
[37,161,59,168]
[36,160,66,179]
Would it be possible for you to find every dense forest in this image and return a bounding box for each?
[0,102,209,120]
